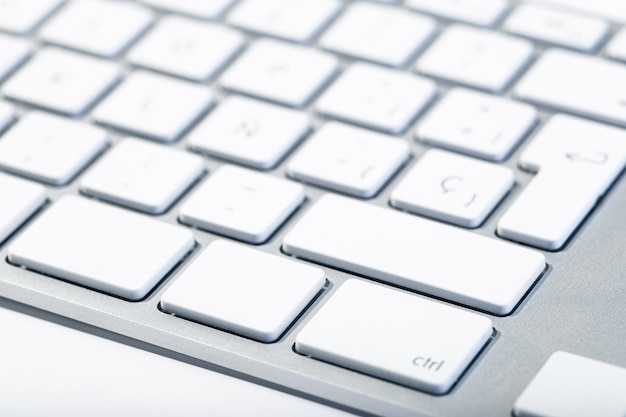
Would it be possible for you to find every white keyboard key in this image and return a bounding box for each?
[187,96,310,169]
[286,122,410,198]
[0,34,31,82]
[0,112,108,185]
[127,16,244,82]
[161,240,325,343]
[138,0,235,20]
[0,173,46,244]
[515,49,626,127]
[39,0,154,58]
[1,48,120,116]
[0,101,16,133]
[283,194,545,315]
[8,196,195,300]
[416,25,534,93]
[93,71,213,142]
[227,0,341,43]
[318,2,437,68]
[498,115,626,250]
[417,88,538,161]
[514,352,626,417]
[503,4,609,52]
[391,150,514,228]
[219,38,339,108]
[0,0,64,34]
[606,27,626,62]
[315,62,436,133]
[524,0,626,24]
[179,165,305,244]
[405,0,508,27]
[296,279,493,394]
[80,138,205,214]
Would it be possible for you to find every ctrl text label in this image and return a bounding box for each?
[413,356,445,372]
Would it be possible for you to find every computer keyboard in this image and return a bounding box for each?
[0,1,625,416]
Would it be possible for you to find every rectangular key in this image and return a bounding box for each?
[8,196,195,300]
[282,194,545,315]
[405,0,508,27]
[0,0,64,34]
[296,279,493,394]
[515,49,626,127]
[1,48,121,116]
[503,4,609,52]
[161,239,325,343]
[523,0,626,24]
[514,351,626,417]
[226,0,341,43]
[497,115,626,250]
[39,0,154,58]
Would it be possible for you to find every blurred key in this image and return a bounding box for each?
[39,0,154,58]
[1,48,120,116]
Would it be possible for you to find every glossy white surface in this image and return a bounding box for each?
[391,149,514,227]
[287,122,410,197]
[515,49,626,127]
[0,112,108,185]
[179,165,305,243]
[227,0,341,43]
[8,196,195,300]
[514,351,626,417]
[161,240,325,342]
[296,280,492,394]
[219,38,339,107]
[127,16,245,81]
[498,115,626,250]
[80,138,205,214]
[39,0,154,57]
[1,47,121,115]
[93,71,213,142]
[187,95,310,169]
[316,62,436,133]
[417,87,537,161]
[283,194,545,315]
[416,25,534,93]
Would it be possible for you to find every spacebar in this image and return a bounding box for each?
[282,195,545,315]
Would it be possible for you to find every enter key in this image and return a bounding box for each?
[497,114,626,250]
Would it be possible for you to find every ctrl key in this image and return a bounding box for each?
[295,279,492,394]
[514,352,626,417]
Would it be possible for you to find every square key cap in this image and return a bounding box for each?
[7,196,195,300]
[161,239,325,342]
[1,48,121,116]
[179,165,305,244]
